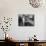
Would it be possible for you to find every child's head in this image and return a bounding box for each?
[34,35,36,37]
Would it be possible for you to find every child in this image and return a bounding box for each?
[32,35,38,41]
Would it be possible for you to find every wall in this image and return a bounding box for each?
[0,0,46,40]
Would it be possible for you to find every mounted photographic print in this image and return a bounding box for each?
[18,14,34,26]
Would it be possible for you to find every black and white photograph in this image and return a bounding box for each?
[18,14,34,26]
